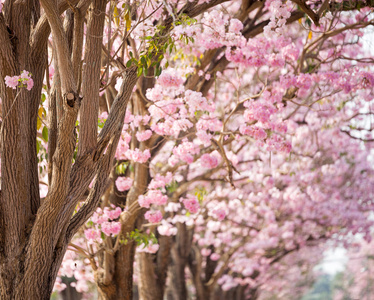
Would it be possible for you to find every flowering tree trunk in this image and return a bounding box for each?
[0,0,136,298]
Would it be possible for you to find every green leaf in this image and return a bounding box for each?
[305,17,312,27]
[166,181,178,193]
[37,117,42,130]
[155,66,162,77]
[113,6,120,27]
[126,60,133,68]
[41,93,46,103]
[140,56,147,66]
[42,126,48,142]
[137,67,143,77]
[146,57,152,68]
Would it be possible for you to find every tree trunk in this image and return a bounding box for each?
[96,162,149,300]
[137,236,172,300]
[96,230,137,300]
[60,277,83,300]
[165,223,194,300]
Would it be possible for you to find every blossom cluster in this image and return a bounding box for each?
[84,205,123,243]
[4,70,34,91]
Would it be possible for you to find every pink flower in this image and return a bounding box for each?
[136,130,152,142]
[212,208,226,221]
[173,139,200,163]
[138,242,159,253]
[107,207,122,220]
[182,195,200,214]
[157,71,183,88]
[115,177,133,192]
[4,70,33,90]
[148,172,173,189]
[229,19,243,34]
[101,222,113,236]
[148,190,168,205]
[158,221,178,236]
[138,190,168,208]
[110,222,121,235]
[84,228,99,241]
[124,110,134,123]
[144,210,163,223]
[53,277,67,292]
[201,248,212,256]
[20,70,30,79]
[126,148,151,163]
[26,78,34,91]
[4,75,19,89]
[278,141,292,153]
[239,125,267,140]
[99,112,108,121]
[101,221,121,236]
[138,195,152,208]
[210,253,221,261]
[200,153,219,169]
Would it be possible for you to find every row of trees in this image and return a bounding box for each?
[1,0,374,299]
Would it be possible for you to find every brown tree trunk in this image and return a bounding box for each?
[137,236,172,300]
[96,162,149,300]
[165,223,194,300]
[60,277,83,300]
[96,224,137,300]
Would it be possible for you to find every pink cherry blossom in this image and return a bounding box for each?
[144,210,163,223]
[4,75,19,89]
[182,195,200,214]
[229,19,243,34]
[115,177,133,192]
[84,228,99,241]
[136,130,152,142]
[200,153,218,169]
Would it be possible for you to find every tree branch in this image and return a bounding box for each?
[39,0,76,93]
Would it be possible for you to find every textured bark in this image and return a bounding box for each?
[0,2,33,297]
[165,223,194,300]
[48,55,61,184]
[137,236,172,300]
[96,223,137,300]
[78,0,106,157]
[0,1,137,297]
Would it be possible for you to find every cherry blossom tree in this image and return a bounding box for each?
[1,0,374,300]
